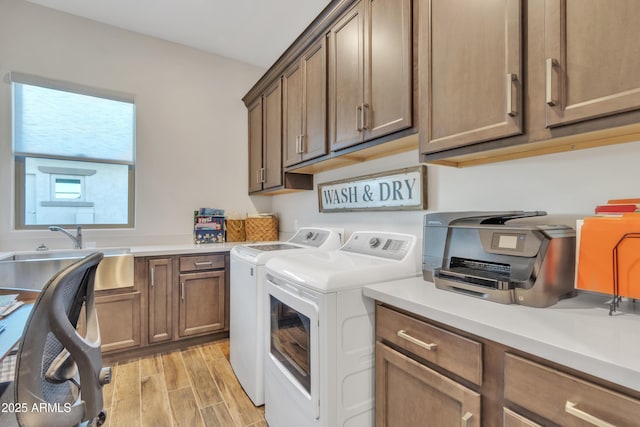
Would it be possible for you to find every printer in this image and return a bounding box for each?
[423,211,576,307]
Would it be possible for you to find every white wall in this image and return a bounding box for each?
[0,0,271,250]
[271,140,640,241]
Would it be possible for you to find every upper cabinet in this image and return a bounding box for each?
[421,0,640,165]
[283,38,328,167]
[248,79,313,194]
[248,80,285,193]
[421,0,523,153]
[262,80,284,190]
[544,0,640,127]
[328,0,413,151]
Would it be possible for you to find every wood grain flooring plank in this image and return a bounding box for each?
[182,347,222,407]
[112,359,140,399]
[109,360,141,427]
[208,356,263,426]
[168,387,205,427]
[199,341,226,361]
[141,375,173,427]
[140,353,164,378]
[162,350,190,391]
[200,402,235,427]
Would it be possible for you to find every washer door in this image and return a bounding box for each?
[266,276,320,420]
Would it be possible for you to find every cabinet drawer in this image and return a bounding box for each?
[504,353,640,427]
[179,254,225,272]
[376,305,482,385]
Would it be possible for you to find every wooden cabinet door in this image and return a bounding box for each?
[375,342,481,427]
[301,37,328,162]
[96,291,141,353]
[420,0,523,153]
[329,0,365,151]
[283,61,303,167]
[148,258,173,344]
[262,79,283,190]
[247,98,263,193]
[364,0,412,140]
[178,270,225,337]
[545,0,640,127]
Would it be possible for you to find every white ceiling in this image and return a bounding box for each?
[24,0,332,69]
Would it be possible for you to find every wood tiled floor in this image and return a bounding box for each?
[103,339,266,427]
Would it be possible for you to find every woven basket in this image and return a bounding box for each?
[245,215,278,241]
[225,219,246,242]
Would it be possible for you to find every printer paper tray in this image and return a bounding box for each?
[434,268,515,304]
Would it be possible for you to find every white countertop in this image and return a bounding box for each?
[127,242,244,257]
[0,242,250,261]
[363,277,640,393]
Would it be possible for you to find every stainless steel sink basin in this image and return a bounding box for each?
[0,248,134,291]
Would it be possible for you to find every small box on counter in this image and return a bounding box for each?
[225,218,246,242]
[245,214,278,241]
[576,213,640,300]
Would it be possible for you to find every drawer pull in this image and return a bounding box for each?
[194,261,213,267]
[150,267,155,288]
[461,411,473,427]
[397,330,438,351]
[565,401,616,427]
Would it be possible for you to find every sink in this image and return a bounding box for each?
[0,248,134,291]
[8,247,131,261]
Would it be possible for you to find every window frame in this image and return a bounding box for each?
[11,72,136,230]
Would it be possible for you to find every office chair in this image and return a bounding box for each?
[0,252,112,427]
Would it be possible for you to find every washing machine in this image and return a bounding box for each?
[263,231,420,427]
[229,227,342,406]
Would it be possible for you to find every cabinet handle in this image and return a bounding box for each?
[565,401,616,427]
[506,73,517,117]
[259,168,266,183]
[181,281,185,302]
[546,58,559,107]
[194,261,213,267]
[356,104,362,132]
[461,412,473,427]
[299,135,305,154]
[256,169,261,184]
[295,135,300,154]
[397,330,438,351]
[150,267,155,288]
[361,103,368,130]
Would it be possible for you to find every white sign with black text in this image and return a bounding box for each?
[318,166,427,212]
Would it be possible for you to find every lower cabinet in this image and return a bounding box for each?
[504,353,640,427]
[95,291,141,353]
[178,269,225,337]
[375,342,480,427]
[148,258,173,343]
[375,303,640,427]
[97,251,229,359]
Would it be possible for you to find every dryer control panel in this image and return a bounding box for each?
[340,231,416,261]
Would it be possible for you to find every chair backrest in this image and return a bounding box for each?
[14,252,108,427]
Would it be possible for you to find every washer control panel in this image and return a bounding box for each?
[289,228,332,247]
[341,231,415,260]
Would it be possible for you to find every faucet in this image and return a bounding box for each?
[49,225,83,249]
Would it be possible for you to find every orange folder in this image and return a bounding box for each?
[577,213,640,299]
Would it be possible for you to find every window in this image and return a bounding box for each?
[53,176,83,200]
[11,72,135,228]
